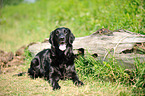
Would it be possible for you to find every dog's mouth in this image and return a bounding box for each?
[59,42,66,51]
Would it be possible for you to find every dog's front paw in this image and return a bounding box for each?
[74,81,84,86]
[53,85,61,90]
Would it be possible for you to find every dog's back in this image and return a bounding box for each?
[28,49,51,79]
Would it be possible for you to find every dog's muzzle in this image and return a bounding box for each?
[59,36,66,51]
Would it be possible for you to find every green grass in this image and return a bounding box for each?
[0,0,144,52]
[0,0,145,95]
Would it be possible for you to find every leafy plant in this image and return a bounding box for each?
[75,55,145,94]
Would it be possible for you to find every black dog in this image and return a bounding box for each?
[28,27,84,90]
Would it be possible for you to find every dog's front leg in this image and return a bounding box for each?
[71,72,84,86]
[67,65,84,86]
[49,67,61,90]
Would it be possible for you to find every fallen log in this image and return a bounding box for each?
[28,29,145,68]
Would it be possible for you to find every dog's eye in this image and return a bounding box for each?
[64,30,67,34]
[56,30,59,35]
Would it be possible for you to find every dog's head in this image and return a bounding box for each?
[49,27,75,52]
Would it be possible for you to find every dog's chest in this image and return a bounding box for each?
[56,58,71,79]
[58,63,68,79]
[52,55,74,79]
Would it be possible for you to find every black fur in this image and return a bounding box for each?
[28,27,84,90]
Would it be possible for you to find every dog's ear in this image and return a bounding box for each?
[49,31,54,45]
[68,29,75,45]
[49,31,56,56]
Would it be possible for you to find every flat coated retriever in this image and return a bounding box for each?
[28,27,84,90]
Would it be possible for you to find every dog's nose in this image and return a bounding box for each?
[60,37,64,41]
